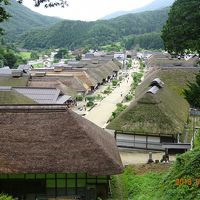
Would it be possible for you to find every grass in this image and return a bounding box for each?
[18,51,31,60]
[111,164,170,200]
[32,63,44,68]
[111,149,200,200]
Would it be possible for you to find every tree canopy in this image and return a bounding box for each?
[183,72,200,108]
[0,0,68,34]
[161,0,200,55]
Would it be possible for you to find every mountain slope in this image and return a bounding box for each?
[102,0,174,20]
[1,0,61,41]
[17,7,169,50]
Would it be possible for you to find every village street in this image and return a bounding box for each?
[84,63,139,128]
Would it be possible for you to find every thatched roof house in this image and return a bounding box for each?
[0,87,36,104]
[107,87,188,136]
[107,70,190,150]
[0,105,122,199]
[0,105,122,175]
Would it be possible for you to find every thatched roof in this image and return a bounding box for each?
[107,69,191,135]
[107,87,188,135]
[0,105,123,176]
[0,76,29,87]
[0,90,36,104]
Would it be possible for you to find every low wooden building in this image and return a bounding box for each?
[107,77,189,150]
[0,105,123,200]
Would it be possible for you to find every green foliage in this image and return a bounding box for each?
[194,130,200,148]
[101,43,122,52]
[124,32,164,50]
[112,79,118,86]
[0,44,25,68]
[76,95,84,101]
[1,0,61,41]
[131,72,143,89]
[75,54,82,61]
[30,51,39,60]
[160,148,200,200]
[95,94,103,101]
[111,103,127,120]
[0,194,14,200]
[103,86,112,94]
[54,49,69,59]
[183,72,200,108]
[125,94,133,101]
[111,166,165,200]
[162,0,200,55]
[85,96,95,102]
[86,101,94,107]
[127,58,132,68]
[16,8,169,50]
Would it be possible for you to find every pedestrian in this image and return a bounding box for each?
[121,92,123,97]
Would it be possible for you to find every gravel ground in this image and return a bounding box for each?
[119,149,176,166]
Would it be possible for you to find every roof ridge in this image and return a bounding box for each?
[0,105,68,111]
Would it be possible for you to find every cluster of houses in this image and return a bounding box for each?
[0,52,123,107]
[0,51,125,200]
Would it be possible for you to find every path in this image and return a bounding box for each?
[84,65,139,128]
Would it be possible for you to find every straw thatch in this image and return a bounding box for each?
[0,105,123,176]
[0,90,36,104]
[107,68,192,135]
[0,76,29,87]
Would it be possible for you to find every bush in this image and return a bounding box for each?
[0,194,14,200]
[112,80,118,86]
[125,94,133,101]
[85,96,95,102]
[95,94,103,101]
[86,101,94,107]
[76,95,84,101]
[103,86,112,94]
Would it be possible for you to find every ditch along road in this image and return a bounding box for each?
[84,64,140,128]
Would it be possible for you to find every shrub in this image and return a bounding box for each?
[85,96,95,102]
[125,94,133,101]
[76,95,84,101]
[86,101,94,107]
[112,80,118,86]
[0,194,14,200]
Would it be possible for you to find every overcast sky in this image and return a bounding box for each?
[22,0,154,21]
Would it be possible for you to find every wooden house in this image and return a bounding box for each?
[0,105,123,200]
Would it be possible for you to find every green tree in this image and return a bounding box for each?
[54,49,68,59]
[3,51,17,68]
[0,0,68,34]
[183,72,200,108]
[162,0,200,55]
[0,194,14,200]
[30,52,39,60]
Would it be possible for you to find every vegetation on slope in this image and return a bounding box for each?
[111,164,170,200]
[160,148,200,200]
[112,149,200,200]
[1,0,61,41]
[16,8,169,50]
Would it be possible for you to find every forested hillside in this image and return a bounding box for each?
[102,0,174,19]
[1,0,61,41]
[17,8,169,50]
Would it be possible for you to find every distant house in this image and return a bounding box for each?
[13,87,74,105]
[0,105,123,200]
[114,52,125,61]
